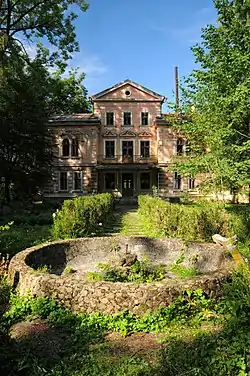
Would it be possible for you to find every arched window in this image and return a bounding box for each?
[71,138,79,157]
[62,138,70,157]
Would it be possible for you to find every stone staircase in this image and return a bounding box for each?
[103,205,147,237]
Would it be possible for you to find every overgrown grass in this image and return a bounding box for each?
[1,265,250,375]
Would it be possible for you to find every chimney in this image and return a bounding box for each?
[175,66,179,109]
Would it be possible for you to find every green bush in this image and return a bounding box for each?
[138,196,250,242]
[52,193,114,239]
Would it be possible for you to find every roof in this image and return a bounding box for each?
[91,79,165,102]
[48,113,100,124]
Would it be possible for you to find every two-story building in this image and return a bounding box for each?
[46,79,195,199]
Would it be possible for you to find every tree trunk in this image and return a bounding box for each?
[4,177,10,203]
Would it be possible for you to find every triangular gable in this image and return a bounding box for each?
[120,129,137,137]
[102,130,118,137]
[138,131,152,137]
[92,79,164,101]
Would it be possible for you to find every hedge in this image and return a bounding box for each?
[52,193,113,239]
[138,195,250,242]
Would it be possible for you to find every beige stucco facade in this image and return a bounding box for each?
[46,80,196,199]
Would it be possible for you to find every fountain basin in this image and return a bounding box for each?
[8,236,233,315]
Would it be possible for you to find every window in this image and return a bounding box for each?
[60,172,68,191]
[122,141,133,159]
[140,172,151,190]
[105,172,116,190]
[140,141,150,158]
[71,138,79,157]
[189,178,195,190]
[177,138,185,155]
[62,138,70,157]
[174,172,181,189]
[105,140,115,158]
[74,172,82,191]
[123,112,131,126]
[141,112,149,126]
[106,112,114,126]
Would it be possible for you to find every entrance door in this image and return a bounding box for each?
[122,173,134,196]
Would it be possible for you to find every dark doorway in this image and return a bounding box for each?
[122,173,134,196]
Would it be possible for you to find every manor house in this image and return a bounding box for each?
[45,79,196,198]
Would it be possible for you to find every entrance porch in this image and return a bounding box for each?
[97,167,157,197]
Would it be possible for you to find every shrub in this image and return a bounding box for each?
[52,193,114,239]
[138,195,249,242]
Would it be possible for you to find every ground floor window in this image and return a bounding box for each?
[140,141,150,158]
[140,172,151,190]
[105,172,116,189]
[60,172,68,191]
[188,178,195,189]
[174,172,181,189]
[74,172,82,191]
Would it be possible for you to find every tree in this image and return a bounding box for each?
[49,68,92,114]
[0,54,53,202]
[0,0,88,63]
[174,0,250,198]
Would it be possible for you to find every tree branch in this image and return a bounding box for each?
[10,22,53,35]
[9,0,48,29]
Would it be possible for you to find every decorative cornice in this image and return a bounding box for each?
[119,129,137,137]
[102,130,118,137]
[138,131,152,137]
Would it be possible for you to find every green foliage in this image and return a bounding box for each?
[174,0,250,193]
[0,54,54,201]
[64,266,76,274]
[49,68,92,114]
[52,193,114,239]
[0,225,51,257]
[169,254,200,278]
[0,276,11,305]
[1,288,219,335]
[92,260,166,283]
[30,265,49,274]
[138,195,238,241]
[2,269,250,376]
[1,0,89,62]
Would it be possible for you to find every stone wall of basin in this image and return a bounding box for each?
[8,237,233,315]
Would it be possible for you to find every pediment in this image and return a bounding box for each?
[119,129,137,137]
[92,80,164,102]
[102,130,118,137]
[138,131,152,137]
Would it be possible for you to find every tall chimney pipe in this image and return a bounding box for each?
[175,66,179,109]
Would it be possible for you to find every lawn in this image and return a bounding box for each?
[0,199,250,375]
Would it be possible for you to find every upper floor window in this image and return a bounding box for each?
[123,112,131,126]
[61,137,79,157]
[140,141,150,158]
[62,138,70,157]
[141,112,149,126]
[71,138,79,157]
[105,140,115,158]
[60,171,68,191]
[106,112,114,126]
[177,138,185,155]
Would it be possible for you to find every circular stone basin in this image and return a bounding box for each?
[8,236,233,315]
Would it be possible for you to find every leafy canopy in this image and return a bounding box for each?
[174,0,250,193]
[0,0,88,61]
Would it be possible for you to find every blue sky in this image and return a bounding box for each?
[70,0,217,107]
